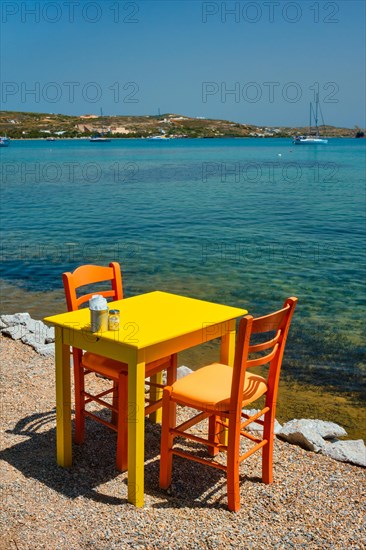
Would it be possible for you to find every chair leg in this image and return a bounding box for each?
[166,354,178,386]
[74,362,86,445]
[159,387,174,489]
[262,407,274,484]
[226,415,241,512]
[111,381,118,426]
[166,354,178,430]
[208,415,220,456]
[116,373,128,471]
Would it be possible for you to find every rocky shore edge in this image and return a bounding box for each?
[1,311,365,469]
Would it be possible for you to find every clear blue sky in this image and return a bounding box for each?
[1,0,365,127]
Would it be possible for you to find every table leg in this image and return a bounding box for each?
[220,320,236,366]
[127,353,146,507]
[219,320,237,447]
[55,327,72,467]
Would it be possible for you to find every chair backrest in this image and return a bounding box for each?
[231,297,297,415]
[62,262,123,311]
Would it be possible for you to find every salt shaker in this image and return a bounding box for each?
[108,309,120,331]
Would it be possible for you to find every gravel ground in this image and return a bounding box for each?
[1,335,365,550]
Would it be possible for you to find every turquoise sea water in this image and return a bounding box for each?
[1,138,365,399]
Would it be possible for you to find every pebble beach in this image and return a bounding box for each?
[1,335,365,550]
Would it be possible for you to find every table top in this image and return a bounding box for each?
[44,291,247,350]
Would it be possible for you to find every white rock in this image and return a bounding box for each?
[21,333,44,349]
[1,313,56,348]
[45,326,55,343]
[27,319,52,343]
[323,439,366,467]
[162,365,193,385]
[242,408,282,435]
[2,325,27,340]
[177,366,193,379]
[311,419,347,439]
[25,317,43,333]
[33,342,55,357]
[278,419,347,452]
[1,312,31,326]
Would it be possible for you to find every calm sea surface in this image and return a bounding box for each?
[1,138,365,407]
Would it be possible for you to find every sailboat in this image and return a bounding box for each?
[293,94,328,144]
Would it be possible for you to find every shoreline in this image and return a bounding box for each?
[1,110,363,140]
[3,135,362,141]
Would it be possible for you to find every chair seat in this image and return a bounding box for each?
[170,362,268,411]
[82,352,128,379]
[82,352,173,381]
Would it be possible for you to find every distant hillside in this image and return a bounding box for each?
[0,111,363,139]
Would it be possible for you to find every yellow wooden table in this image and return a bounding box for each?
[44,291,246,507]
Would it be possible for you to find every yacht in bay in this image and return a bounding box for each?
[293,94,328,144]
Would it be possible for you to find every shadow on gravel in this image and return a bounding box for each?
[147,455,263,511]
[0,408,165,505]
[1,409,263,510]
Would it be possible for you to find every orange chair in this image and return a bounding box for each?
[63,262,176,471]
[159,297,297,512]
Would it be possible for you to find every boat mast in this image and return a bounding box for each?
[309,102,312,135]
[314,93,319,137]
